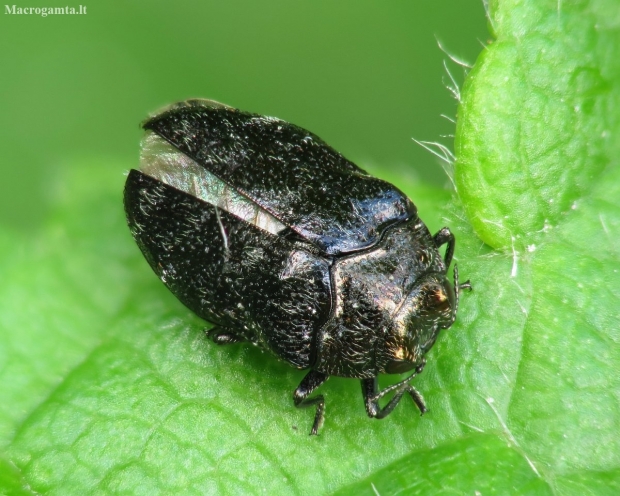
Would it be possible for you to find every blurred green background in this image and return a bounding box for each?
[0,0,487,233]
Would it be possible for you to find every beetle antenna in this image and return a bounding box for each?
[453,265,460,323]
[453,265,473,323]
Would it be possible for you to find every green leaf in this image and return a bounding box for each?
[333,434,555,495]
[456,0,620,251]
[1,1,619,494]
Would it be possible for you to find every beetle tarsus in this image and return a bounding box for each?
[459,280,473,292]
[362,375,427,420]
[206,327,245,345]
[293,370,329,435]
[415,358,427,375]
[433,227,455,268]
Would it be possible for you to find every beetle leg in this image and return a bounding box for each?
[293,370,329,435]
[206,327,246,345]
[362,375,427,420]
[415,357,427,374]
[433,227,455,268]
[459,280,473,292]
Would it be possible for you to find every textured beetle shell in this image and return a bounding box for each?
[144,104,416,255]
[125,100,456,379]
[125,171,331,368]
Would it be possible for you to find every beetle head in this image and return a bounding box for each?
[383,270,458,375]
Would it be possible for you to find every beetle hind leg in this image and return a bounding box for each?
[293,370,329,435]
[362,375,427,420]
[206,326,246,345]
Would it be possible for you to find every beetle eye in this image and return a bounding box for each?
[428,288,450,311]
[386,359,416,374]
[421,283,455,318]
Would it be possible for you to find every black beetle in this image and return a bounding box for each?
[124,99,470,435]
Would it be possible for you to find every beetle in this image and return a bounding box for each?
[124,99,471,435]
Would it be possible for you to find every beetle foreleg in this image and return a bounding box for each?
[293,370,329,435]
[433,227,455,268]
[206,327,246,345]
[362,375,427,420]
